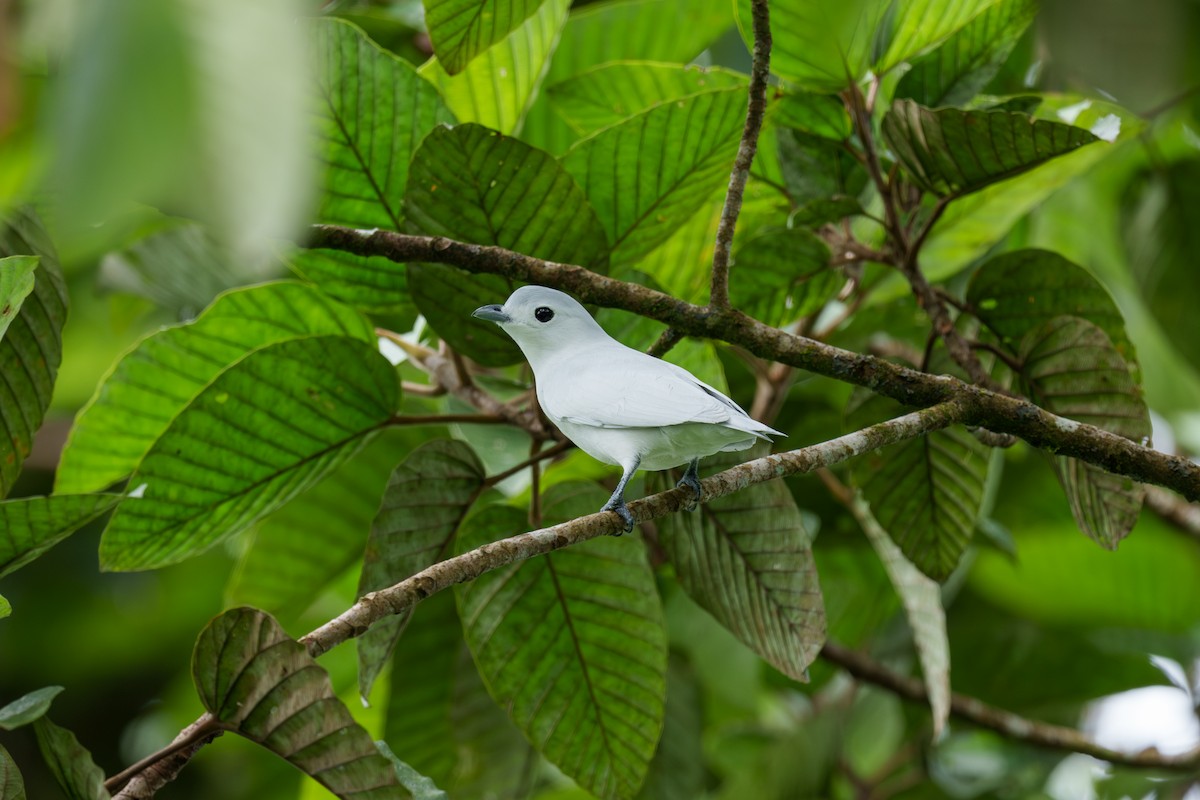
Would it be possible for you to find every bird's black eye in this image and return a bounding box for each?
[534,306,554,323]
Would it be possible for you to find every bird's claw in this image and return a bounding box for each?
[601,499,635,534]
[676,472,702,512]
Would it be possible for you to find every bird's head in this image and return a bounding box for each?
[473,285,608,363]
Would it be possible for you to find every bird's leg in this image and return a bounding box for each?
[600,458,639,534]
[676,458,702,511]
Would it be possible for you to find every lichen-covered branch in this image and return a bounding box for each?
[305,225,1200,502]
[708,0,770,311]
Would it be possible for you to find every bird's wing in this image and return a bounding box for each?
[539,347,745,430]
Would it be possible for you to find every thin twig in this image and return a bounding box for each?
[647,327,685,358]
[708,0,771,311]
[400,380,447,397]
[1146,484,1200,540]
[485,440,575,487]
[969,340,1023,374]
[389,413,506,426]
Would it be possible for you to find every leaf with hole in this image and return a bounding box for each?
[0,494,123,579]
[731,227,838,327]
[99,335,398,571]
[0,256,36,344]
[650,445,826,681]
[33,718,109,800]
[562,87,746,268]
[455,484,667,800]
[0,209,67,500]
[0,687,64,730]
[193,607,405,798]
[895,0,1037,108]
[1018,316,1150,548]
[357,439,485,699]
[421,0,569,136]
[58,281,374,495]
[404,123,609,365]
[424,0,547,75]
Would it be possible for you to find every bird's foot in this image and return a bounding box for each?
[676,460,702,512]
[600,498,635,534]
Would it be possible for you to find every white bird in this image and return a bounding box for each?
[472,286,783,531]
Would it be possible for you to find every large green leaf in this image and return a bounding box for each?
[876,0,1006,74]
[57,281,373,495]
[0,256,36,343]
[99,335,398,571]
[547,62,746,137]
[316,18,455,231]
[882,99,1101,198]
[1018,316,1150,548]
[731,227,838,327]
[0,743,24,800]
[424,0,546,75]
[0,494,123,579]
[0,209,67,499]
[404,123,609,365]
[357,439,485,699]
[895,0,1038,108]
[456,484,667,800]
[651,446,826,682]
[562,87,746,268]
[635,656,703,800]
[777,128,868,206]
[226,428,424,617]
[420,0,569,136]
[0,687,64,730]
[848,390,990,581]
[287,248,411,317]
[193,607,405,799]
[32,718,109,800]
[773,92,853,141]
[966,248,1136,367]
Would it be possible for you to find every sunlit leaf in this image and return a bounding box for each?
[562,87,746,268]
[287,248,412,317]
[548,62,746,137]
[404,123,609,365]
[58,281,374,495]
[0,687,64,730]
[882,99,1100,198]
[0,256,37,343]
[0,209,67,499]
[0,494,123,579]
[876,0,1007,74]
[456,484,667,800]
[424,0,546,75]
[32,718,109,800]
[99,336,398,571]
[0,596,8,621]
[1018,316,1150,548]
[895,0,1038,107]
[316,18,455,231]
[193,607,405,798]
[420,0,569,135]
[0,743,23,800]
[651,446,826,682]
[357,439,485,699]
[731,227,838,327]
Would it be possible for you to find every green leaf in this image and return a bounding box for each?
[0,255,36,343]
[548,62,746,137]
[882,99,1101,198]
[357,439,485,699]
[420,0,569,135]
[789,196,864,228]
[0,596,8,620]
[32,718,110,800]
[876,0,1007,74]
[193,607,405,799]
[853,493,950,738]
[0,687,64,730]
[895,0,1038,108]
[99,335,399,571]
[226,428,423,616]
[562,87,746,268]
[316,18,456,231]
[424,0,546,75]
[777,128,868,205]
[731,227,838,327]
[651,446,826,682]
[636,656,703,800]
[456,484,668,800]
[375,742,448,800]
[848,390,990,581]
[966,248,1137,367]
[0,743,25,800]
[404,123,609,365]
[57,281,374,495]
[1018,316,1150,548]
[288,248,413,317]
[739,0,889,92]
[773,92,852,141]
[0,209,67,500]
[0,494,123,579]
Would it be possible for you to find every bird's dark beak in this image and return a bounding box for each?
[472,304,511,323]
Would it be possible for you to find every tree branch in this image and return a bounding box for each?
[305,225,1200,502]
[820,641,1200,770]
[708,0,770,311]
